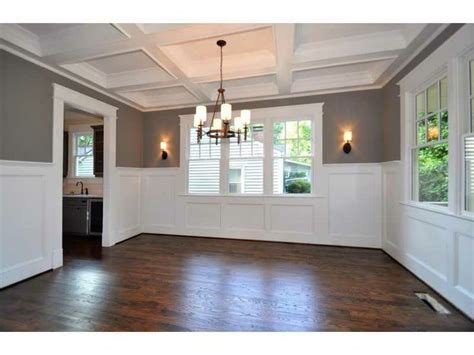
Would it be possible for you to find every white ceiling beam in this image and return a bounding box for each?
[291,50,400,72]
[0,24,42,56]
[144,45,210,102]
[110,79,180,92]
[111,23,143,38]
[273,24,295,95]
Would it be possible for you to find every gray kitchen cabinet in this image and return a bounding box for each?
[63,197,103,236]
[63,198,89,235]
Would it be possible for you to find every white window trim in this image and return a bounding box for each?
[65,124,100,180]
[399,24,474,218]
[179,103,324,197]
[461,50,474,217]
[72,131,94,178]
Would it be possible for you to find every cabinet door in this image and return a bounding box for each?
[63,206,88,235]
[91,125,104,177]
[89,200,103,235]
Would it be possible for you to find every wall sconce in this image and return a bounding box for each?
[160,141,168,160]
[343,131,352,154]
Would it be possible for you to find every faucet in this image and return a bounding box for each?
[76,181,84,195]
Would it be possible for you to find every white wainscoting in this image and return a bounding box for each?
[141,163,382,248]
[0,161,141,288]
[115,168,142,243]
[382,161,474,319]
[0,161,58,288]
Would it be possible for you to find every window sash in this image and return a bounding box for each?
[411,76,449,205]
[186,117,315,195]
[73,133,94,177]
[414,78,448,149]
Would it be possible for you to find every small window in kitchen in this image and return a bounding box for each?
[74,133,94,177]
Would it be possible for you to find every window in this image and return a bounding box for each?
[184,106,319,196]
[412,77,448,206]
[74,133,94,177]
[273,120,312,194]
[465,60,474,213]
[470,60,474,132]
[188,128,221,194]
[228,123,264,194]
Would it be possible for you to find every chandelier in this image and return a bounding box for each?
[194,39,251,145]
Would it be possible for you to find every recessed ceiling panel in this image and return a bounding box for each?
[295,24,407,46]
[160,26,276,78]
[120,86,198,108]
[86,50,159,74]
[19,23,82,36]
[137,23,191,35]
[291,58,394,93]
[201,75,278,100]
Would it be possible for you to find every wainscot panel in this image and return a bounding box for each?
[382,161,474,319]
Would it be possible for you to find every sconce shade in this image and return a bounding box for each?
[343,131,352,154]
[344,131,352,142]
[160,141,168,160]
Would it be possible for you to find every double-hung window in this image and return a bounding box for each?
[464,60,474,213]
[188,128,221,194]
[228,124,264,194]
[412,77,449,206]
[273,120,312,194]
[73,132,94,177]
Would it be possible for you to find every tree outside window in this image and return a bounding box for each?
[412,78,448,206]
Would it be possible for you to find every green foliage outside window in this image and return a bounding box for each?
[286,180,311,193]
[78,134,93,147]
[416,143,448,204]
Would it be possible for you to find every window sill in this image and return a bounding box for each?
[399,201,473,221]
[400,200,451,214]
[179,193,325,198]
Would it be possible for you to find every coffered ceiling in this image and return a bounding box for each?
[1,23,445,111]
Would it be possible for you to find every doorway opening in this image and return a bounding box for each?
[52,84,118,271]
[62,106,104,259]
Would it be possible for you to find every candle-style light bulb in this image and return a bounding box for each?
[241,110,251,125]
[221,103,232,122]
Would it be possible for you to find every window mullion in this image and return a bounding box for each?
[221,139,229,194]
[264,119,273,195]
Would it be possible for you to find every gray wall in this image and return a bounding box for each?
[144,89,385,167]
[145,24,465,167]
[382,24,464,161]
[0,50,144,167]
[1,24,463,167]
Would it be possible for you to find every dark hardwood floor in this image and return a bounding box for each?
[0,234,472,331]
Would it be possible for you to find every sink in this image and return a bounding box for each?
[63,194,102,198]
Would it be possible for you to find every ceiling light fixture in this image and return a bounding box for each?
[194,40,251,145]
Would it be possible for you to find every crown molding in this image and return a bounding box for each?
[141,84,384,112]
[0,42,145,112]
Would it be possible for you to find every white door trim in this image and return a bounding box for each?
[52,84,118,251]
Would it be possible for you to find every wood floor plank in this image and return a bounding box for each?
[0,234,472,331]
